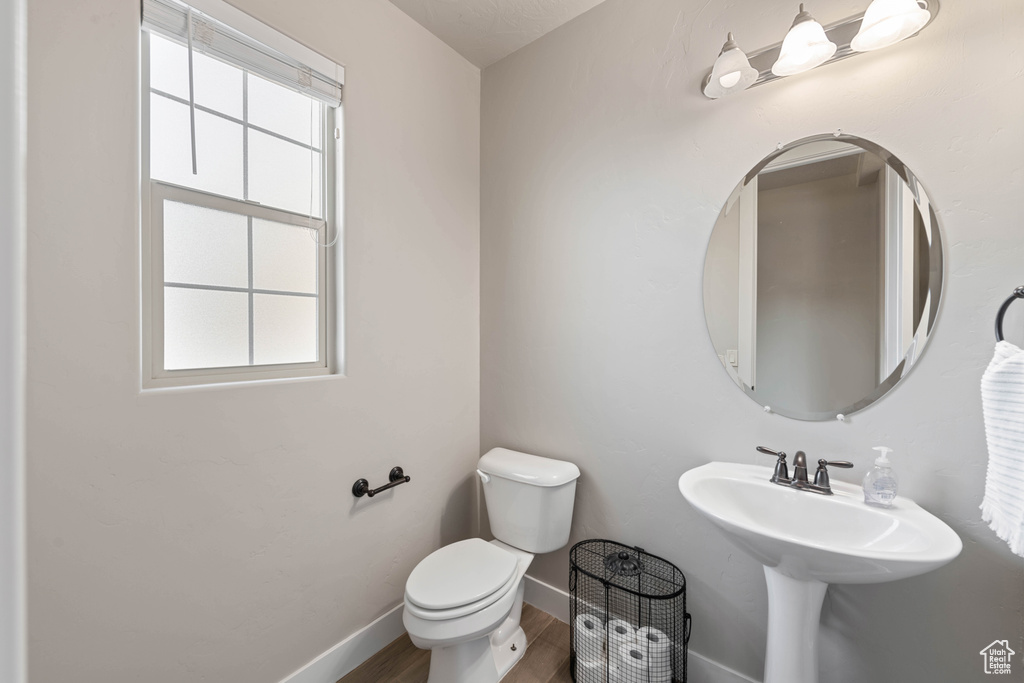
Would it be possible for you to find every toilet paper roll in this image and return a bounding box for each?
[613,641,649,683]
[573,614,606,663]
[606,618,636,653]
[636,626,672,683]
[574,658,608,683]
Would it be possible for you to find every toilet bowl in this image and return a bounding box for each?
[404,539,533,682]
[403,448,580,683]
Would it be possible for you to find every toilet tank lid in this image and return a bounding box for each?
[478,448,581,487]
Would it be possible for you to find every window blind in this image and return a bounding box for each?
[142,0,343,108]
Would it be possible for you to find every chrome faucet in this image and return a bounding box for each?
[756,446,853,495]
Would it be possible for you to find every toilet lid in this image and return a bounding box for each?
[406,539,518,611]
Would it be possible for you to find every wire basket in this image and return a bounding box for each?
[569,539,691,683]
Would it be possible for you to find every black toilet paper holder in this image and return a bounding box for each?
[352,467,411,498]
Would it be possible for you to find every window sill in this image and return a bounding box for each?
[139,367,344,395]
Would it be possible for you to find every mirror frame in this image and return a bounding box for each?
[704,133,944,421]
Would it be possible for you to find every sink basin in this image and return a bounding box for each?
[679,461,962,683]
[678,461,962,583]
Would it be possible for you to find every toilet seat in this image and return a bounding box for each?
[405,539,518,621]
[405,570,518,621]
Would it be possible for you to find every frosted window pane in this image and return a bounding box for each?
[164,287,249,370]
[163,201,248,288]
[150,94,243,198]
[252,219,317,294]
[149,33,242,119]
[248,73,321,147]
[248,130,322,216]
[149,34,188,99]
[253,294,317,366]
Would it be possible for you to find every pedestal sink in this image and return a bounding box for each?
[678,462,962,683]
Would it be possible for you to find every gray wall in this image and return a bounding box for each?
[26,0,480,681]
[481,0,1024,681]
[756,171,880,415]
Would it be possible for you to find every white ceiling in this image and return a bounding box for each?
[388,0,608,68]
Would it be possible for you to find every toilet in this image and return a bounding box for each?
[403,447,580,683]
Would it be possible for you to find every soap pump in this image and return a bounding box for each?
[863,446,898,508]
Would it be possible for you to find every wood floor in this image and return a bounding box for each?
[338,604,572,683]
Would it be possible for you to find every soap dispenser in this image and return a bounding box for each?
[863,446,899,508]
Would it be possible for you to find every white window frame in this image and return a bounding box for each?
[140,28,340,389]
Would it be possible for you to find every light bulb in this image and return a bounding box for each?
[771,4,837,77]
[720,71,743,88]
[851,0,931,52]
[703,33,759,99]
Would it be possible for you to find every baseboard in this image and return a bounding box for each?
[523,574,570,623]
[276,602,406,683]
[688,651,761,683]
[522,574,761,683]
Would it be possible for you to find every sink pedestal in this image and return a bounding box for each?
[763,567,827,683]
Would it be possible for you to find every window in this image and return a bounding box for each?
[141,0,343,387]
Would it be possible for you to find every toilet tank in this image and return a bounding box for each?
[477,448,581,554]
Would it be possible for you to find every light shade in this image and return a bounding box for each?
[851,0,931,52]
[771,4,837,77]
[703,33,759,99]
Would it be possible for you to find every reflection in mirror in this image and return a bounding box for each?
[703,135,943,421]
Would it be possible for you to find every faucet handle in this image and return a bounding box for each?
[757,446,789,483]
[820,459,853,469]
[813,459,854,490]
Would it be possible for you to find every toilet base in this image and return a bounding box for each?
[490,625,527,681]
[425,582,528,683]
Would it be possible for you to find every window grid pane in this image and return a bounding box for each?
[164,287,249,370]
[150,94,244,199]
[150,64,326,217]
[248,72,323,148]
[163,201,249,288]
[161,201,320,370]
[159,193,321,374]
[253,293,319,366]
[150,40,329,374]
[150,33,243,119]
[252,218,319,294]
[163,283,319,370]
[248,130,323,217]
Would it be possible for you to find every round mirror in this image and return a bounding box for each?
[703,134,943,421]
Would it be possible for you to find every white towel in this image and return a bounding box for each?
[980,341,1024,557]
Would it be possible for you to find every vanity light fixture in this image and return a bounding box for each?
[851,0,931,52]
[772,4,837,77]
[701,0,938,99]
[703,33,759,98]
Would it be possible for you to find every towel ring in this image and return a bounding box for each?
[994,286,1024,342]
